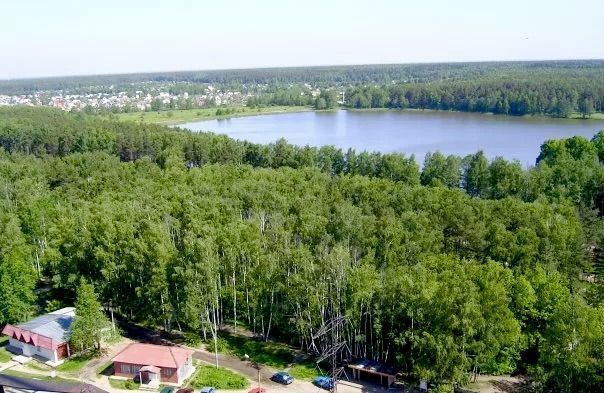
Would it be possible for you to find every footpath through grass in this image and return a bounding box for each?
[189,365,249,389]
[110,106,311,125]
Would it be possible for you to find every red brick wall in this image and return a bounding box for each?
[113,362,178,383]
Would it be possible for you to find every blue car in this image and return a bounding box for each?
[271,371,294,385]
[313,376,334,390]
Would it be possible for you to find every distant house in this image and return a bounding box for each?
[112,343,195,386]
[0,373,108,393]
[1,308,75,365]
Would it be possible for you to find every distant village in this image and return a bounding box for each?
[0,86,253,112]
[0,81,325,113]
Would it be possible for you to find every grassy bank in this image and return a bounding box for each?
[109,106,312,125]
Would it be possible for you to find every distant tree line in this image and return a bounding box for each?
[0,107,603,392]
[345,76,603,118]
[1,60,602,95]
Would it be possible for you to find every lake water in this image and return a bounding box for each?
[180,110,604,166]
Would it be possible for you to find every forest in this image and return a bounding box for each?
[1,60,602,95]
[343,74,603,117]
[0,107,603,392]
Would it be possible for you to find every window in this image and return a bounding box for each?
[162,368,174,377]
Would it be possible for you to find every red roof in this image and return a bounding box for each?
[2,325,60,350]
[112,343,194,369]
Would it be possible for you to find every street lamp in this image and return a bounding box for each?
[244,354,262,389]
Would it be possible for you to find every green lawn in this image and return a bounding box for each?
[0,336,10,363]
[109,378,138,390]
[0,348,11,363]
[288,362,319,381]
[108,106,311,125]
[189,365,249,389]
[56,354,93,372]
[214,333,295,369]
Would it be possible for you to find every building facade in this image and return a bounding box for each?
[112,343,195,385]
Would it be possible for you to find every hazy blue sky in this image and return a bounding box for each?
[1,0,603,79]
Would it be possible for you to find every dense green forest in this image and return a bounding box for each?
[344,74,603,117]
[0,107,603,391]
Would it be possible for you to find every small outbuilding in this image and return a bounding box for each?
[348,358,399,387]
[112,343,195,386]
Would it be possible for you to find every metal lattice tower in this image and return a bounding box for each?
[310,315,351,393]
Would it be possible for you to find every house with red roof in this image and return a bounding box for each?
[112,343,195,386]
[1,307,75,365]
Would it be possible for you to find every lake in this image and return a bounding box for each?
[180,110,604,166]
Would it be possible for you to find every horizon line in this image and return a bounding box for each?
[2,58,603,83]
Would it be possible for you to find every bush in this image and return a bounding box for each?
[189,365,249,389]
[184,332,201,347]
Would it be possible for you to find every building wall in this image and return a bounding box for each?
[176,356,194,384]
[8,338,58,362]
[113,362,178,384]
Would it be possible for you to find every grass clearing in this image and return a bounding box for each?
[288,361,319,381]
[56,354,93,372]
[109,378,138,390]
[189,365,249,389]
[108,106,311,125]
[213,332,295,369]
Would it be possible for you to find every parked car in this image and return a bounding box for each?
[160,388,174,393]
[176,389,194,393]
[247,388,266,393]
[200,387,215,393]
[314,376,334,390]
[270,371,294,385]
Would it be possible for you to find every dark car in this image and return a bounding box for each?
[271,371,294,385]
[160,388,174,393]
[200,388,215,393]
[313,376,334,390]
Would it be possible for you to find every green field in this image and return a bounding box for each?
[189,365,249,389]
[109,106,311,125]
[56,354,93,373]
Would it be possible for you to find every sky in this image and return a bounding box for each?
[1,0,603,79]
